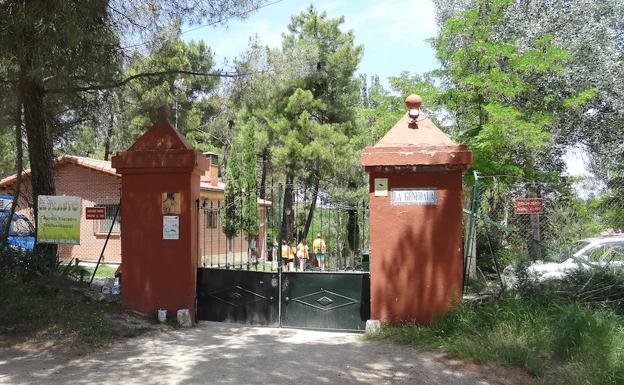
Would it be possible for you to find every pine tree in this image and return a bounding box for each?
[222,136,242,256]
[241,119,259,240]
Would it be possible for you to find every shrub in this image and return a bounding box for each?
[0,248,86,281]
[373,295,624,385]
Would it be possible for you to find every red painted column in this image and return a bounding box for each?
[111,107,208,320]
[361,95,472,325]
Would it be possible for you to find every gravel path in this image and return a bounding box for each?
[0,322,526,385]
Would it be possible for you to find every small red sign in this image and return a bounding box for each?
[85,207,106,220]
[514,198,544,215]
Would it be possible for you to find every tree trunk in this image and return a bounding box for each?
[280,174,294,243]
[103,108,114,161]
[259,147,269,199]
[302,176,319,240]
[1,93,24,251]
[527,187,542,260]
[220,119,235,178]
[21,71,57,264]
[347,208,359,252]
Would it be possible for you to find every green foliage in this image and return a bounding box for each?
[241,119,259,239]
[229,6,364,241]
[84,264,118,279]
[0,275,148,348]
[373,295,624,385]
[432,0,585,178]
[113,37,220,152]
[265,6,362,183]
[0,249,71,280]
[222,137,242,239]
[520,268,624,314]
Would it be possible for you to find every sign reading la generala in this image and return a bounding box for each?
[37,195,82,244]
[391,188,438,205]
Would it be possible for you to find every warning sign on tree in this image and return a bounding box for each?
[514,198,544,215]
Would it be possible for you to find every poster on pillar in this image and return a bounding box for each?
[163,215,180,240]
[162,192,181,214]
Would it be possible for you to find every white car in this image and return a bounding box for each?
[502,235,624,287]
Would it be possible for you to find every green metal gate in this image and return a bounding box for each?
[196,269,279,325]
[195,182,370,331]
[196,268,370,331]
[280,271,370,331]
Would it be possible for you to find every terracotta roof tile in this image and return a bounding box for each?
[0,155,118,188]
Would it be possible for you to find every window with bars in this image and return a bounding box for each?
[204,201,218,228]
[94,204,121,234]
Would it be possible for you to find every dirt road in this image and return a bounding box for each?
[0,322,527,385]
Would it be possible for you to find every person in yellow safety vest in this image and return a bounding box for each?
[312,233,327,271]
[281,240,291,272]
[289,241,297,272]
[296,239,309,271]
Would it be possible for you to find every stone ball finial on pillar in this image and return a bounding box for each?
[405,94,423,110]
[158,105,171,123]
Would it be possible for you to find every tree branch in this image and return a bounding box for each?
[45,69,259,94]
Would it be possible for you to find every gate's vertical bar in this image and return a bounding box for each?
[201,202,205,267]
[196,199,200,267]
[210,201,214,267]
[246,191,251,271]
[294,183,298,272]
[220,201,224,269]
[240,195,244,270]
[277,183,283,271]
[258,201,266,271]
[320,199,323,270]
[328,204,332,271]
[278,265,282,327]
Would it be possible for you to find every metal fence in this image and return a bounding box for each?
[197,183,370,272]
[464,171,624,278]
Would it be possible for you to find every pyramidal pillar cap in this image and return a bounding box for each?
[111,104,209,173]
[361,94,472,169]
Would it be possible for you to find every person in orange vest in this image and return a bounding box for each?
[296,239,309,271]
[312,233,327,271]
[281,240,290,272]
[289,241,297,271]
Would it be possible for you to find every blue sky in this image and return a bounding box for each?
[182,0,440,84]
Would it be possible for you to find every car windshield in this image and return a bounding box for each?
[554,240,591,262]
[583,242,624,264]
[572,241,591,255]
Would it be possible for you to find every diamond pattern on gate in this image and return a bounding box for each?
[208,285,267,307]
[292,289,358,311]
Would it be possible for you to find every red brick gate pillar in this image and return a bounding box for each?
[361,95,472,325]
[112,107,208,320]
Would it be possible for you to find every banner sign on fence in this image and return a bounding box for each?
[37,195,82,244]
[85,207,106,220]
[514,198,544,215]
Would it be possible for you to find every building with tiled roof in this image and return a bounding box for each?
[0,153,271,264]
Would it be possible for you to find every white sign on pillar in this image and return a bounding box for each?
[391,188,438,206]
[163,215,179,240]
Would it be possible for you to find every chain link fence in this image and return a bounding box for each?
[464,172,624,279]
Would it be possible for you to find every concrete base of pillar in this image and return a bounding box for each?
[365,320,381,335]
